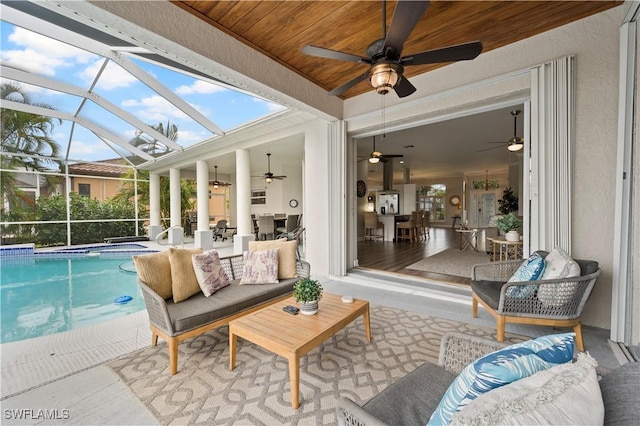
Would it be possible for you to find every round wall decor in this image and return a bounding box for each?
[449,195,461,206]
[289,199,299,208]
[357,180,367,197]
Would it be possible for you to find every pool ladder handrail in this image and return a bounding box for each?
[155,225,185,248]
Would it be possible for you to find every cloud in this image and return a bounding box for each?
[175,80,227,95]
[177,129,209,144]
[82,60,138,90]
[1,48,69,77]
[253,98,286,112]
[8,27,93,63]
[121,95,189,122]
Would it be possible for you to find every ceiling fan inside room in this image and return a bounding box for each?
[368,135,403,163]
[301,0,482,98]
[253,153,287,184]
[477,110,525,153]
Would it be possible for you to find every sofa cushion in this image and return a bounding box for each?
[239,249,279,284]
[449,353,603,426]
[169,247,203,303]
[132,251,172,299]
[362,362,456,426]
[165,278,297,333]
[428,333,575,426]
[599,361,640,426]
[249,239,298,279]
[191,250,230,297]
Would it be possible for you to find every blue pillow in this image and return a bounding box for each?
[427,333,575,426]
[506,252,546,298]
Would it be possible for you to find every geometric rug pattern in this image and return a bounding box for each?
[109,305,525,425]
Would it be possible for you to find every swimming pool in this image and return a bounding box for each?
[1,254,148,344]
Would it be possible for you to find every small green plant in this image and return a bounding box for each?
[293,278,323,303]
[495,212,523,233]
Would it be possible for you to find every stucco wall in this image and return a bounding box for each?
[346,7,624,329]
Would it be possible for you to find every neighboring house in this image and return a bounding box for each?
[67,159,130,202]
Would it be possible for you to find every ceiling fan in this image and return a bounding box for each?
[367,135,403,163]
[211,165,231,189]
[301,0,482,98]
[477,110,524,153]
[253,153,287,184]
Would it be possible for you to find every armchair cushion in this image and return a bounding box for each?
[132,251,172,300]
[191,250,230,297]
[428,333,575,425]
[450,353,602,426]
[169,247,204,303]
[506,253,545,298]
[239,249,279,284]
[470,280,504,310]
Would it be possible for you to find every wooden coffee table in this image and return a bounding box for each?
[229,293,370,409]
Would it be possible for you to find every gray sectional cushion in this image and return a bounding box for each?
[599,361,640,426]
[470,280,504,309]
[362,362,456,426]
[166,277,297,334]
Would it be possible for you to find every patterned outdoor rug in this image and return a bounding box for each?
[109,305,524,425]
[406,248,491,278]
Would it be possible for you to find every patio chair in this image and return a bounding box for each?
[471,250,601,351]
[212,220,228,241]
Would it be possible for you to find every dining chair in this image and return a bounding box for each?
[364,211,384,241]
[258,215,275,240]
[277,214,299,235]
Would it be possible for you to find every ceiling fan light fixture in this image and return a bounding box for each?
[369,150,382,163]
[370,63,401,95]
[265,176,273,184]
[508,139,524,152]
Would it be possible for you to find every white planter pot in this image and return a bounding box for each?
[299,300,318,315]
[505,231,520,242]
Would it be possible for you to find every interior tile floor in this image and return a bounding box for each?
[0,244,626,425]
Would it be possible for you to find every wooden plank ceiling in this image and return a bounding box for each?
[173,1,620,99]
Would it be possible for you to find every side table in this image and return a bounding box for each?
[487,236,523,261]
[455,228,479,251]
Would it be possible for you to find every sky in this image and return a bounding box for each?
[0,21,286,165]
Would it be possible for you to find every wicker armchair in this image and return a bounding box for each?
[471,251,601,351]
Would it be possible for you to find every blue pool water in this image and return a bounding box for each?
[1,256,146,343]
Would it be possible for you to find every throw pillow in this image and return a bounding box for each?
[506,252,546,298]
[538,247,582,307]
[427,332,575,426]
[132,251,172,299]
[541,247,581,280]
[168,247,203,303]
[191,250,230,297]
[249,239,298,279]
[239,249,280,284]
[449,353,603,426]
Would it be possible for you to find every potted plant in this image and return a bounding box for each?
[498,187,519,214]
[495,212,523,242]
[293,278,323,315]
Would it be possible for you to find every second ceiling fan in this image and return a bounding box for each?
[254,153,287,184]
[302,0,483,98]
[477,110,524,152]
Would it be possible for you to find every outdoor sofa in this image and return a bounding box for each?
[133,241,309,374]
[337,332,639,426]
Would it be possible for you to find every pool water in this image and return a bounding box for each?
[1,256,144,343]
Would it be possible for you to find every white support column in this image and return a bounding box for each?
[168,168,183,245]
[234,149,253,254]
[195,160,213,250]
[148,172,162,240]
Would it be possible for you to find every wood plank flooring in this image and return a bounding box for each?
[356,226,472,286]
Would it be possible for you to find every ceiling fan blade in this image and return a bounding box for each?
[394,77,416,98]
[301,45,370,63]
[402,41,483,66]
[383,1,430,55]
[273,175,287,180]
[477,145,505,153]
[328,71,370,96]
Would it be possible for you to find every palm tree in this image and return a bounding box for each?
[116,121,194,228]
[1,83,63,211]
